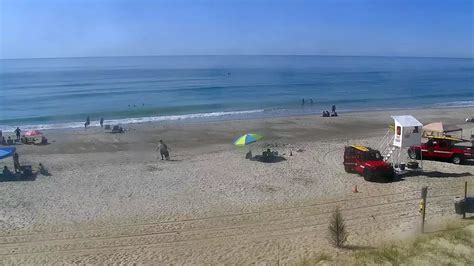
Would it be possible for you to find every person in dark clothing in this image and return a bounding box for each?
[332,105,336,113]
[157,140,171,160]
[13,152,20,173]
[245,150,253,159]
[14,127,21,141]
[85,116,90,129]
[1,136,6,145]
[302,98,305,106]
[3,166,12,176]
[100,117,104,128]
[38,163,51,176]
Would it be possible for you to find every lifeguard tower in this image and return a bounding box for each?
[379,115,423,173]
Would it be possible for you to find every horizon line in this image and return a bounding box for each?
[1,54,473,60]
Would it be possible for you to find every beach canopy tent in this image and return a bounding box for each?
[0,147,16,160]
[422,122,462,138]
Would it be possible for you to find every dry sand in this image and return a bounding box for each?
[0,107,473,264]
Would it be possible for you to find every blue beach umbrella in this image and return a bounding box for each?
[0,147,16,160]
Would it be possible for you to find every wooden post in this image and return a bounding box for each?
[463,181,468,219]
[420,146,423,171]
[421,186,428,233]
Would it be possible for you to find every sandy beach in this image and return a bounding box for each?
[1,107,473,264]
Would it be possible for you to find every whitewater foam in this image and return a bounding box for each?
[433,101,474,108]
[0,109,265,132]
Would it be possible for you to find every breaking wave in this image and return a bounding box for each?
[0,109,265,132]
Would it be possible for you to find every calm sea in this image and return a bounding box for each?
[0,56,473,131]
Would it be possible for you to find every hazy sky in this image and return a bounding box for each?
[1,0,473,59]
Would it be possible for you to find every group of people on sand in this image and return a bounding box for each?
[1,136,13,146]
[1,127,22,146]
[75,118,171,160]
[84,116,105,129]
[322,105,338,117]
[301,99,339,116]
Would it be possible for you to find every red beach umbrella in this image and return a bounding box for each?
[24,130,43,137]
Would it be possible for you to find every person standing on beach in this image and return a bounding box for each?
[100,117,104,128]
[85,116,90,129]
[14,127,21,141]
[157,140,171,160]
[301,98,305,106]
[13,152,20,173]
[332,104,336,113]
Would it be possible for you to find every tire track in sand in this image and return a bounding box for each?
[0,187,462,262]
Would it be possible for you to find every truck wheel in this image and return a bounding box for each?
[408,149,417,159]
[452,155,463,165]
[363,169,373,182]
[344,165,353,173]
[386,170,395,182]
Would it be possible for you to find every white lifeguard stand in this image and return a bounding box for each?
[380,115,423,173]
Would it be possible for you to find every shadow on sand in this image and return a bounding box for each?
[0,173,37,182]
[462,160,474,166]
[404,171,472,178]
[421,158,474,166]
[250,155,287,163]
[344,244,375,251]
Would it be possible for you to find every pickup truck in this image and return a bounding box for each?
[408,136,474,164]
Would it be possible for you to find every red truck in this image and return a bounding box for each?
[343,145,394,182]
[408,136,474,164]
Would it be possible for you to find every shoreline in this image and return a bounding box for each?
[2,105,473,134]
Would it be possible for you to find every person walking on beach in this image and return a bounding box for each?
[84,116,90,129]
[13,152,20,173]
[100,117,104,128]
[157,140,171,160]
[14,127,21,141]
[332,104,336,113]
[301,98,305,106]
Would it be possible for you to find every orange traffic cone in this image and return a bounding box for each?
[352,185,359,193]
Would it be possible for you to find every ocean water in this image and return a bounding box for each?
[0,56,473,131]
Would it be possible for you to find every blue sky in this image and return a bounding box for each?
[1,0,472,59]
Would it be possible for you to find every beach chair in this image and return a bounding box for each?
[111,125,124,134]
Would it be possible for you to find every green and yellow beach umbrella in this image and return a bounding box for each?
[233,133,263,146]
